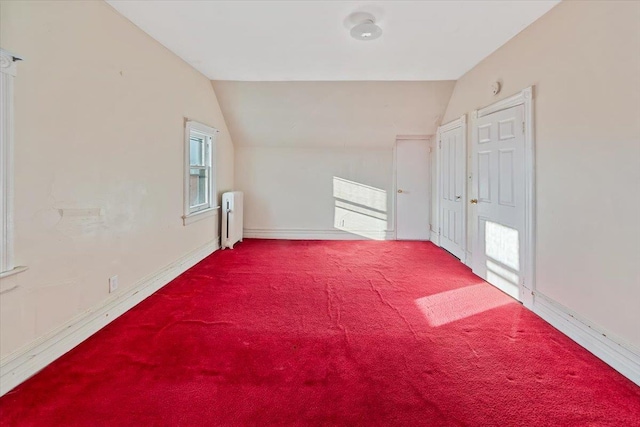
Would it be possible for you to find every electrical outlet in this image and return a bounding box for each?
[109,275,119,293]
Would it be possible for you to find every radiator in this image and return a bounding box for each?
[221,191,243,249]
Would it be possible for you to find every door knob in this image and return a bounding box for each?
[397,189,403,193]
[470,199,478,204]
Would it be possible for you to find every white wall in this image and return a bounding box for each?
[0,0,234,358]
[213,81,455,149]
[441,1,640,349]
[215,81,454,238]
[236,146,394,239]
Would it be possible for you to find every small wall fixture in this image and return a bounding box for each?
[351,18,382,41]
[491,81,502,96]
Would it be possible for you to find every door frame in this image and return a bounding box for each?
[433,115,467,263]
[393,135,431,241]
[470,86,535,308]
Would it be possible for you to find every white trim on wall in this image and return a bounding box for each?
[393,135,432,241]
[0,238,220,396]
[183,206,220,226]
[459,114,468,263]
[395,134,430,140]
[465,86,640,386]
[532,292,640,386]
[0,49,22,278]
[392,143,398,240]
[437,115,467,134]
[470,86,535,308]
[243,228,395,241]
[183,119,219,226]
[433,130,441,247]
[464,250,473,268]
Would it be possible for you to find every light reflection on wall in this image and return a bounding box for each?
[484,221,520,300]
[486,261,519,300]
[485,221,520,271]
[333,177,388,240]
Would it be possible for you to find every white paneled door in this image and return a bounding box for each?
[471,105,525,301]
[396,139,430,240]
[439,126,465,259]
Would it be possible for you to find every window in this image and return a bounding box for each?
[0,49,26,279]
[183,120,218,225]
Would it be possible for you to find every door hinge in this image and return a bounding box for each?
[439,140,442,148]
[522,121,525,134]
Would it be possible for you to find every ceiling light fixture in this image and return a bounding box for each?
[350,17,382,41]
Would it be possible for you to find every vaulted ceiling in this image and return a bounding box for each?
[107,0,559,81]
[107,1,558,148]
[212,81,456,147]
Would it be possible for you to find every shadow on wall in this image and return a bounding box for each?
[333,177,387,240]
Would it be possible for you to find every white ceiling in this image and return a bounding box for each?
[212,81,456,147]
[107,0,559,81]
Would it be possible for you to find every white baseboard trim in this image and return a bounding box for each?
[0,239,220,396]
[532,292,640,386]
[464,251,473,268]
[429,231,439,245]
[244,228,395,241]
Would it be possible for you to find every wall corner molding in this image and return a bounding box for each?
[477,86,534,118]
[395,134,431,141]
[243,228,395,241]
[0,239,220,396]
[437,116,466,134]
[533,292,640,386]
[0,49,19,276]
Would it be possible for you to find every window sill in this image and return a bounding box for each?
[183,206,220,226]
[0,266,27,293]
[0,265,28,280]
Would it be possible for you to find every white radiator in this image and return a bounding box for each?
[221,191,243,249]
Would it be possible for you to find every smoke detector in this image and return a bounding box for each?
[350,15,383,41]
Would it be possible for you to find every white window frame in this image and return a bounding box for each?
[182,120,219,225]
[0,49,27,279]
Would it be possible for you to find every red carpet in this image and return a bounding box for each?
[1,240,639,426]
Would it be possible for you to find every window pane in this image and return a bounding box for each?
[189,168,208,208]
[204,138,211,166]
[190,137,204,166]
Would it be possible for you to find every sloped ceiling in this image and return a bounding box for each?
[212,81,456,148]
[107,0,559,81]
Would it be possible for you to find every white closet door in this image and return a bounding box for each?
[439,126,465,259]
[471,105,525,301]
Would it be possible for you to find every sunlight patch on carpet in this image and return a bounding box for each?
[415,283,515,327]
